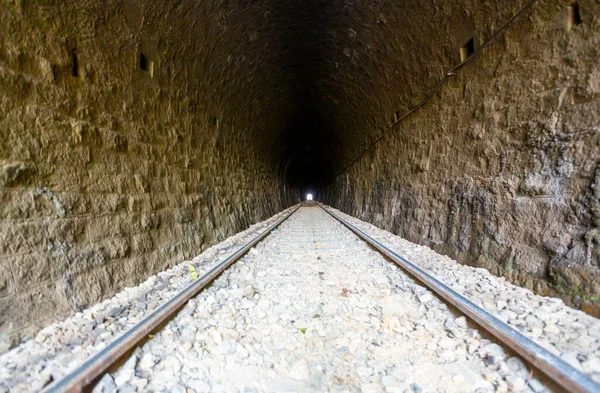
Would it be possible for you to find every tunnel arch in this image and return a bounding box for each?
[1,0,600,350]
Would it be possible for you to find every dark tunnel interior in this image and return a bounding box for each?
[272,0,341,197]
[2,0,600,347]
[279,112,337,200]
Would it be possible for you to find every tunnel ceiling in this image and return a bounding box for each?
[246,0,405,176]
[11,0,530,190]
[201,0,531,190]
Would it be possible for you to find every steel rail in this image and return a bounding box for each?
[41,205,301,393]
[319,204,600,393]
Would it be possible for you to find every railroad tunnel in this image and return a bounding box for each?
[0,0,599,351]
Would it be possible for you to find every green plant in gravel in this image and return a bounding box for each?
[300,328,306,334]
[188,265,199,280]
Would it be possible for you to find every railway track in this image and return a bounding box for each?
[35,203,600,393]
[319,205,599,393]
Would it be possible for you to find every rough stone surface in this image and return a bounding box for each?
[322,0,600,314]
[0,0,285,349]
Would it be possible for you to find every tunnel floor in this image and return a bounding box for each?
[1,206,600,392]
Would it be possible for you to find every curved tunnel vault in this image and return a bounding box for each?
[268,0,345,199]
[1,0,599,349]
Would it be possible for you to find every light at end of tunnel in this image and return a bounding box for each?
[306,193,313,201]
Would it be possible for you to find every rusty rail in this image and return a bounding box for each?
[319,204,600,393]
[41,205,300,393]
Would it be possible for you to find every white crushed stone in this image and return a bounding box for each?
[104,207,551,392]
[326,205,600,385]
[0,206,296,393]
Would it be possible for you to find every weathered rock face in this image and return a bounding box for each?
[0,0,287,349]
[1,0,599,351]
[323,1,600,314]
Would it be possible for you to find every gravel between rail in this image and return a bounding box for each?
[0,206,296,393]
[102,207,553,392]
[1,204,599,393]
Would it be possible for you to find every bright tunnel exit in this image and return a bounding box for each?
[306,193,313,201]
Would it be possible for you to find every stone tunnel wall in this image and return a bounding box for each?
[0,0,284,350]
[323,0,600,313]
